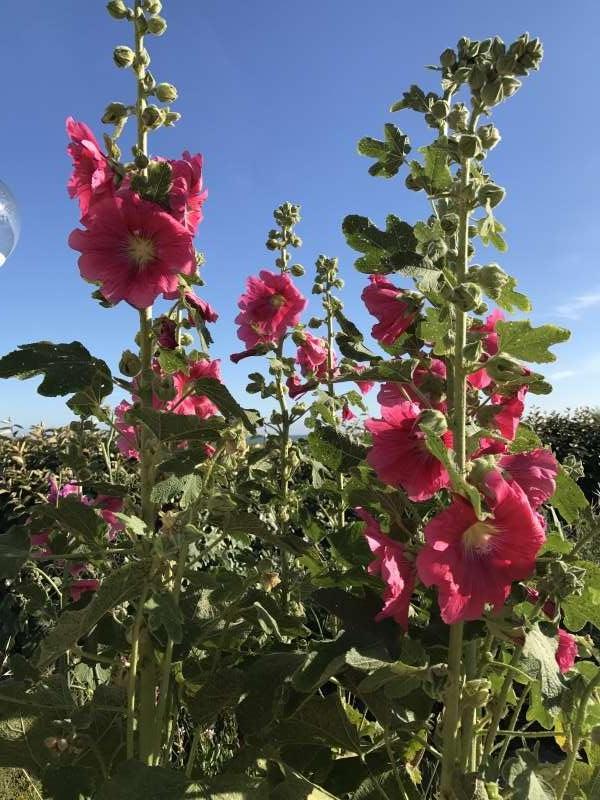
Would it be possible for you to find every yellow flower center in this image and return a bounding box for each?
[270,293,285,308]
[462,521,497,553]
[128,234,155,266]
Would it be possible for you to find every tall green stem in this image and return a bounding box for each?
[555,671,600,800]
[480,645,523,766]
[324,287,345,529]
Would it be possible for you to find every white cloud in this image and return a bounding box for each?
[557,290,600,319]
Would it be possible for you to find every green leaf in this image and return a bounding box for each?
[272,693,363,754]
[342,214,426,276]
[157,348,188,374]
[193,378,258,432]
[270,767,341,799]
[419,306,451,355]
[151,473,203,507]
[562,560,600,631]
[503,748,557,800]
[521,625,563,711]
[130,407,226,442]
[357,125,410,179]
[423,431,484,518]
[495,275,532,313]
[497,321,570,364]
[419,136,452,192]
[237,652,305,735]
[185,667,245,728]
[357,137,388,158]
[550,468,589,523]
[35,561,149,668]
[0,526,30,578]
[0,341,112,400]
[510,424,543,453]
[146,590,184,643]
[142,160,173,205]
[220,511,314,557]
[35,495,105,543]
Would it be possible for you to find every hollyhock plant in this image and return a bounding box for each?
[556,628,578,673]
[66,117,114,217]
[489,386,528,441]
[468,309,504,389]
[500,448,558,508]
[416,471,546,624]
[168,151,207,234]
[296,332,331,379]
[235,270,307,349]
[361,275,418,345]
[378,358,447,409]
[357,508,415,630]
[114,400,140,461]
[163,288,219,323]
[69,191,196,309]
[168,358,221,418]
[366,401,452,501]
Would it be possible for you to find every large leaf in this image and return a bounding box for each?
[272,693,363,754]
[130,407,226,443]
[562,560,600,631]
[0,341,112,399]
[33,495,106,543]
[342,214,426,275]
[503,749,556,800]
[521,625,563,712]
[550,469,588,523]
[358,123,411,179]
[185,667,245,728]
[307,427,367,473]
[419,137,453,192]
[35,561,149,668]
[221,511,315,557]
[193,378,259,432]
[496,321,570,364]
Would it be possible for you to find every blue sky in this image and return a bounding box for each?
[0,0,598,428]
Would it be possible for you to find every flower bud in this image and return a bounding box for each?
[101,102,129,125]
[143,0,162,11]
[440,213,459,234]
[447,103,469,132]
[308,317,322,328]
[107,0,129,19]
[440,48,456,68]
[141,105,165,129]
[452,282,484,312]
[290,263,305,277]
[180,333,193,346]
[405,173,425,191]
[152,374,176,402]
[418,409,448,436]
[431,99,449,120]
[155,82,178,103]
[119,349,142,377]
[458,134,481,159]
[478,184,506,208]
[113,46,135,68]
[463,678,491,708]
[495,53,517,76]
[147,15,167,35]
[468,65,487,91]
[502,76,522,98]
[477,124,501,150]
[485,354,527,383]
[312,283,323,294]
[163,111,181,126]
[480,78,504,107]
[134,153,150,169]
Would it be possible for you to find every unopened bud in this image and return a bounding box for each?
[463,678,491,708]
[478,124,501,150]
[134,153,150,169]
[147,15,167,34]
[502,76,522,98]
[119,349,142,377]
[485,354,527,383]
[312,283,324,294]
[440,213,459,234]
[163,111,181,126]
[458,134,481,159]
[418,409,448,436]
[452,282,484,312]
[431,99,449,120]
[478,183,506,208]
[113,46,135,68]
[290,263,305,277]
[308,317,322,328]
[101,102,129,125]
[141,105,165,129]
[155,82,178,103]
[107,0,129,19]
[481,79,504,107]
[143,0,162,11]
[447,103,469,132]
[440,48,456,68]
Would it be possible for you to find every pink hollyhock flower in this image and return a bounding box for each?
[168,151,207,235]
[115,400,140,461]
[342,403,356,422]
[169,359,221,418]
[93,495,124,539]
[468,309,504,389]
[354,364,375,394]
[204,443,217,458]
[365,401,452,501]
[66,117,114,217]
[356,507,415,630]
[69,192,196,309]
[158,318,178,349]
[231,347,263,364]
[70,579,100,602]
[556,628,577,673]
[286,375,311,398]
[500,449,558,509]
[163,288,219,323]
[47,478,81,505]
[378,358,447,410]
[296,332,333,379]
[31,532,52,559]
[361,275,418,345]
[236,270,307,348]
[490,386,528,441]
[416,471,546,624]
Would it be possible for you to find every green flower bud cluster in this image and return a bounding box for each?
[469,263,509,300]
[113,45,135,68]
[462,678,491,709]
[540,561,586,600]
[265,203,303,272]
[107,0,132,20]
[101,102,130,125]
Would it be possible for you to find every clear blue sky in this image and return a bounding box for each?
[1,0,598,427]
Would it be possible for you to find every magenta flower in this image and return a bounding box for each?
[296,332,332,379]
[70,579,100,602]
[162,288,219,323]
[158,318,178,350]
[168,151,207,234]
[361,275,418,345]
[342,403,356,422]
[357,508,415,630]
[490,386,528,441]
[66,117,114,217]
[468,309,504,389]
[235,270,307,348]
[354,364,374,395]
[500,449,558,509]
[69,191,196,309]
[114,400,140,461]
[378,358,447,409]
[169,359,221,418]
[416,471,546,624]
[366,401,452,501]
[556,628,577,673]
[92,495,124,539]
[48,478,81,504]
